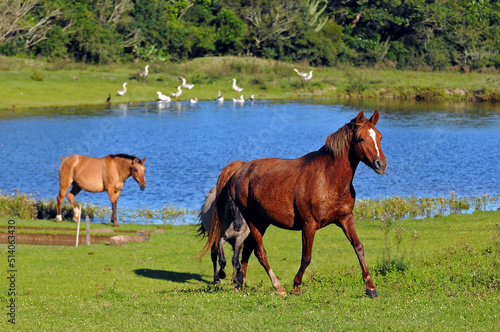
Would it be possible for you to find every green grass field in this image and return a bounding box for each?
[1,55,499,110]
[1,210,499,331]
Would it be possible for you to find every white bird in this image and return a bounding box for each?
[180,77,194,89]
[304,70,313,81]
[190,98,198,104]
[232,79,243,92]
[140,65,149,77]
[216,91,224,102]
[157,91,171,102]
[293,68,308,78]
[233,95,245,103]
[248,95,255,102]
[171,86,183,99]
[117,82,127,96]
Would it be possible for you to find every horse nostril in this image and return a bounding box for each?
[375,160,382,169]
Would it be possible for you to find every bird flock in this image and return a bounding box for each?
[113,65,314,104]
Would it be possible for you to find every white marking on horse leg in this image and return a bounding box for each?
[73,207,80,221]
[368,129,380,157]
[56,214,62,222]
[268,269,283,291]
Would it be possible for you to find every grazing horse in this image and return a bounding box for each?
[204,110,387,296]
[56,154,147,226]
[198,180,250,284]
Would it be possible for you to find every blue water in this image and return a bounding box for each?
[1,99,499,223]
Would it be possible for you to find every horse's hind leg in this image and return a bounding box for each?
[231,234,246,286]
[66,184,82,222]
[56,172,73,222]
[211,244,220,284]
[245,222,285,295]
[217,237,227,280]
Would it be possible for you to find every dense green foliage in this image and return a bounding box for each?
[1,0,498,70]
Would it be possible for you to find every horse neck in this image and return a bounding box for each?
[321,145,360,188]
[114,157,133,180]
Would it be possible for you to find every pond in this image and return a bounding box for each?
[1,99,499,223]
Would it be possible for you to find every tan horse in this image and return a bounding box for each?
[56,154,147,226]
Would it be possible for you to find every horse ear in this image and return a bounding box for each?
[141,157,146,164]
[132,157,139,165]
[369,110,380,125]
[355,111,365,124]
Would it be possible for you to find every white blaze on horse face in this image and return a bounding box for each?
[368,129,380,158]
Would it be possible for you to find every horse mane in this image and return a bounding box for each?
[324,118,367,158]
[109,154,138,161]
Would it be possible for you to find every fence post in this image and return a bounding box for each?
[86,215,90,245]
[75,205,81,247]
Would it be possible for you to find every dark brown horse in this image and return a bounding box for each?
[56,154,146,226]
[204,110,387,296]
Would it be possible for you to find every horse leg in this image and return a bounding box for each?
[231,233,246,286]
[57,172,74,222]
[211,243,220,284]
[107,189,121,226]
[66,184,82,222]
[217,237,227,280]
[56,186,69,222]
[292,224,317,295]
[237,234,256,288]
[248,223,286,295]
[339,213,378,297]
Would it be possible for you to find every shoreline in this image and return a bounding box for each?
[1,56,499,110]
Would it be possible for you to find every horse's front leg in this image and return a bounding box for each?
[293,223,317,295]
[217,237,227,280]
[338,213,378,297]
[66,185,82,222]
[107,188,121,227]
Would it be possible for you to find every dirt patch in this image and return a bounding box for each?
[0,232,112,246]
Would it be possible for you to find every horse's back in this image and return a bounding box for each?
[59,155,107,192]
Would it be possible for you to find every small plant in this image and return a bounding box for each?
[375,215,411,276]
[31,71,44,81]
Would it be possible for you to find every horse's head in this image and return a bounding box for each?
[351,110,388,175]
[131,157,147,190]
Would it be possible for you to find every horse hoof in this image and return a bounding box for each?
[365,288,379,297]
[213,279,221,284]
[235,271,244,286]
[292,286,302,295]
[218,269,226,279]
[56,215,63,222]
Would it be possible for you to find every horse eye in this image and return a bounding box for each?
[358,138,365,142]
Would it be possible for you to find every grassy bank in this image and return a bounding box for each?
[1,56,499,110]
[1,210,499,330]
[2,191,499,225]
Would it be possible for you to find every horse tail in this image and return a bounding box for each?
[198,160,246,258]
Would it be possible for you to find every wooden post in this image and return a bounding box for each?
[86,215,90,246]
[75,205,81,247]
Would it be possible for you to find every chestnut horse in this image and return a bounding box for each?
[56,154,147,226]
[198,181,249,284]
[203,110,387,296]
